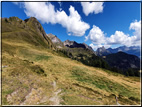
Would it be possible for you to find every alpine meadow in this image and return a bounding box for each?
[1,1,141,106]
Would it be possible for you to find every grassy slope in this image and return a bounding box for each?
[2,17,141,105]
[2,40,141,105]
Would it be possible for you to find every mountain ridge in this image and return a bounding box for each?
[107,46,140,57]
[2,16,55,49]
[63,39,95,54]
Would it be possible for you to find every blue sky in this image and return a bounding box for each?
[2,2,141,50]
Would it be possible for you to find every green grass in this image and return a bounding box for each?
[35,55,51,61]
[70,66,140,102]
[61,94,99,105]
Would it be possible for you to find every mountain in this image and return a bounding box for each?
[61,40,109,69]
[2,17,140,105]
[47,33,64,48]
[96,46,111,56]
[104,52,140,76]
[107,46,140,58]
[63,40,95,53]
[95,45,140,76]
[2,17,55,49]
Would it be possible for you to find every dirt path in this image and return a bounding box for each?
[49,81,63,105]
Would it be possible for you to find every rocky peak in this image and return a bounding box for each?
[63,40,77,47]
[47,33,59,43]
[2,17,24,24]
[97,46,105,52]
[24,17,38,23]
[96,46,111,56]
[8,17,22,21]
[47,33,64,48]
[2,17,26,30]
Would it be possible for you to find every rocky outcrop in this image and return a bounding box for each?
[47,33,64,48]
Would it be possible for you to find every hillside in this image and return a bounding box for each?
[105,52,140,70]
[2,17,141,105]
[104,52,140,76]
[2,17,55,49]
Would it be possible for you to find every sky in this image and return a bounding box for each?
[2,1,141,50]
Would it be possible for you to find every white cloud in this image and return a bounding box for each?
[106,31,139,47]
[56,5,90,36]
[24,2,56,24]
[81,2,104,16]
[18,2,90,36]
[107,20,141,47]
[85,25,105,44]
[89,43,110,51]
[129,20,141,40]
[106,31,129,45]
[89,43,102,50]
[86,20,141,50]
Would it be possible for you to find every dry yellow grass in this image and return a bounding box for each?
[2,40,141,105]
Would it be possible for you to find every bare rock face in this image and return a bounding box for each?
[47,34,59,43]
[47,33,64,48]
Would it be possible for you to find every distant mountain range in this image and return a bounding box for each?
[96,46,140,58]
[46,34,140,76]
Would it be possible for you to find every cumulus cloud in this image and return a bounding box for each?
[129,20,141,40]
[85,25,105,44]
[87,20,141,50]
[81,2,104,16]
[106,31,129,45]
[17,2,90,36]
[107,20,141,46]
